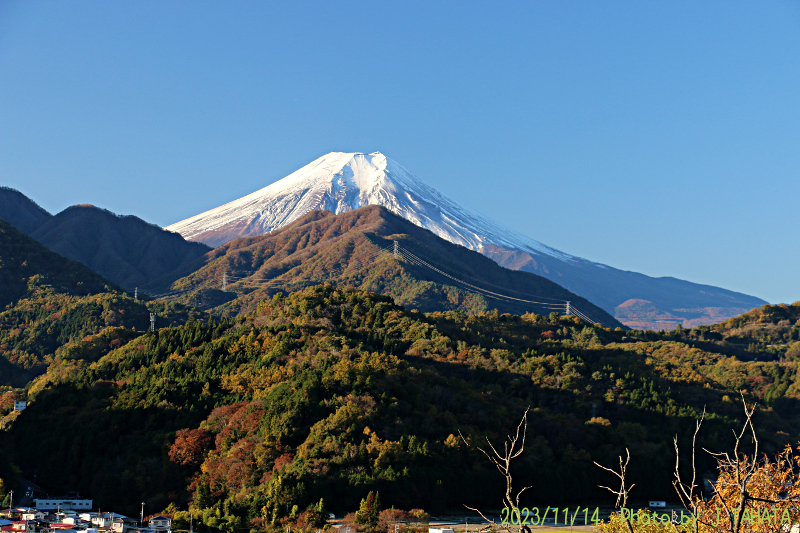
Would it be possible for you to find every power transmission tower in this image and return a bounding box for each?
[222,272,227,292]
[150,313,155,332]
[393,240,398,259]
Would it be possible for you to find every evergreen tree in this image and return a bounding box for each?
[355,491,380,528]
[193,477,212,509]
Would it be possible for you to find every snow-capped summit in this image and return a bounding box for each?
[166,150,766,329]
[166,151,571,260]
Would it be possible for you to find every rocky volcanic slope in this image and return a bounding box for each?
[165,152,766,329]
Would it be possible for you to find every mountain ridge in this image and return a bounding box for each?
[164,151,767,329]
[0,186,52,234]
[158,205,622,327]
[0,188,212,292]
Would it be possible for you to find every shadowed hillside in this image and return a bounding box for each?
[0,189,211,292]
[0,219,111,307]
[0,187,51,234]
[0,220,205,385]
[28,205,211,291]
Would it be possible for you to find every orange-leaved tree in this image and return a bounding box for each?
[597,395,800,533]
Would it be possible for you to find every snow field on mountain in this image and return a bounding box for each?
[165,151,575,262]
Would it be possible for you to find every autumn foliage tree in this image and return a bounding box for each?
[690,446,800,532]
[169,428,214,467]
[598,396,800,533]
[355,491,381,530]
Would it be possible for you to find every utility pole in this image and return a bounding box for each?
[150,313,155,332]
[222,272,227,292]
[393,240,398,259]
[140,502,144,528]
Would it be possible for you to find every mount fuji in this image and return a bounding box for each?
[166,151,766,328]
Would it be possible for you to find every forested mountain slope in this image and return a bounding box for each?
[155,205,621,327]
[643,301,800,365]
[0,219,111,306]
[0,220,205,385]
[2,286,798,526]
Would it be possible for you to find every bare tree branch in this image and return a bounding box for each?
[594,448,635,533]
[672,407,705,533]
[459,408,531,532]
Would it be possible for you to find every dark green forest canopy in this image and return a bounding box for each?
[2,286,798,528]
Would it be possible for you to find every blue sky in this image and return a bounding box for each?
[1,1,798,304]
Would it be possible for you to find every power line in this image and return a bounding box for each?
[392,242,603,325]
[396,247,565,309]
[395,244,569,303]
[139,237,603,326]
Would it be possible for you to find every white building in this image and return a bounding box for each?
[91,513,128,528]
[10,521,36,532]
[148,516,171,532]
[33,500,92,512]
